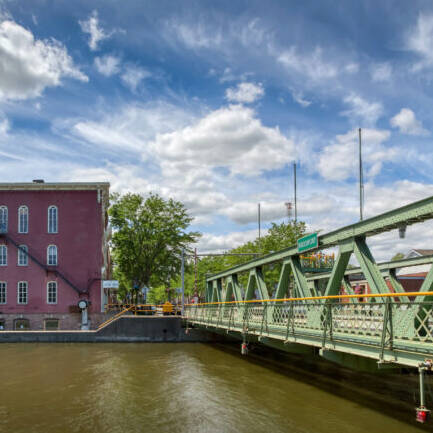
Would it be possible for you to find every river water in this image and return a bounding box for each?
[0,343,428,433]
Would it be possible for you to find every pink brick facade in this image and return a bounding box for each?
[0,182,110,330]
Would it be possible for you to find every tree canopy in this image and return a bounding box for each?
[109,193,200,299]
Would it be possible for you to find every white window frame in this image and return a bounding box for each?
[18,205,29,234]
[0,245,7,266]
[17,245,28,266]
[0,206,7,233]
[0,281,6,304]
[47,245,58,266]
[17,281,28,305]
[47,281,57,304]
[48,205,58,234]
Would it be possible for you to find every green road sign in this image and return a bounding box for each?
[297,233,318,253]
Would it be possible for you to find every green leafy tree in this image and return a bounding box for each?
[110,193,200,302]
[391,252,405,261]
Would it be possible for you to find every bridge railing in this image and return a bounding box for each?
[185,292,433,351]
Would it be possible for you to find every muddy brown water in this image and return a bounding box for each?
[0,343,430,433]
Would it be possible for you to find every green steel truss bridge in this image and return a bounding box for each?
[184,196,433,419]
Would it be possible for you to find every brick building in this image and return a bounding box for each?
[0,181,110,330]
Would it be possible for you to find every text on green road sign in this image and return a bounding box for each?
[297,233,318,253]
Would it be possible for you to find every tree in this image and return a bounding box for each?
[109,193,200,302]
[177,220,307,298]
[391,252,405,261]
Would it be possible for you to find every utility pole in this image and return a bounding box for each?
[181,248,185,315]
[194,247,198,295]
[359,128,364,221]
[293,162,297,223]
[258,203,261,242]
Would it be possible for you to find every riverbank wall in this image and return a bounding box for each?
[0,316,223,343]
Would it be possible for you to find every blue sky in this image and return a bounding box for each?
[1,0,433,258]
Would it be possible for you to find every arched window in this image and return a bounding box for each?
[47,281,57,304]
[47,245,57,266]
[0,245,7,266]
[17,281,28,304]
[0,206,7,233]
[48,206,58,233]
[18,206,28,233]
[18,245,28,266]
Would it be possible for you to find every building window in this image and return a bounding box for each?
[0,319,5,330]
[48,206,58,233]
[14,318,29,330]
[47,281,57,304]
[0,206,7,233]
[18,206,28,233]
[0,282,6,304]
[44,319,59,330]
[47,245,57,266]
[18,245,28,266]
[17,281,28,304]
[0,245,7,266]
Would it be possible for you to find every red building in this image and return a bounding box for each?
[0,181,110,330]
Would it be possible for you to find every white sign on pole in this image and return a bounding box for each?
[103,280,119,289]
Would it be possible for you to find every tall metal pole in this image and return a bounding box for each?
[293,162,297,223]
[258,203,261,242]
[181,248,185,315]
[359,128,364,221]
[194,247,198,295]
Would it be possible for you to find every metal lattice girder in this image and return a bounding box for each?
[245,267,269,300]
[342,276,357,303]
[205,281,213,303]
[386,269,405,301]
[289,256,309,298]
[273,261,291,299]
[324,241,353,297]
[223,274,242,302]
[207,195,433,282]
[353,237,391,296]
[307,254,433,281]
[212,279,222,302]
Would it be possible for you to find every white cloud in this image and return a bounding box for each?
[341,93,383,126]
[121,65,151,91]
[225,82,264,104]
[0,19,87,101]
[290,89,311,107]
[79,10,109,51]
[344,63,359,74]
[407,13,433,71]
[151,104,296,177]
[197,229,259,252]
[277,46,338,82]
[94,55,120,76]
[370,63,392,82]
[390,108,429,136]
[166,20,223,50]
[317,128,393,181]
[0,113,9,136]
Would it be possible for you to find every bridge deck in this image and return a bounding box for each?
[185,293,433,368]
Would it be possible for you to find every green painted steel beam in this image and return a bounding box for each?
[207,195,433,282]
[307,254,433,281]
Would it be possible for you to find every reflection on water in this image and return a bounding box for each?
[0,343,427,433]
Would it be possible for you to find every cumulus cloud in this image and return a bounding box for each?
[225,82,264,103]
[79,10,109,51]
[150,104,296,177]
[0,19,87,100]
[341,93,383,126]
[407,13,433,71]
[277,46,338,81]
[370,63,392,82]
[121,65,151,91]
[317,128,393,181]
[94,55,120,76]
[390,108,429,136]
